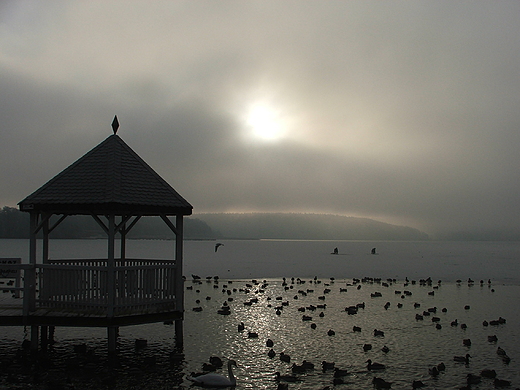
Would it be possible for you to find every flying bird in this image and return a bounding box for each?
[215,243,224,252]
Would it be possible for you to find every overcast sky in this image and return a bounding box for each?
[1,1,519,237]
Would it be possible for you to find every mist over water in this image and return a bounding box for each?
[183,239,520,283]
[3,238,520,283]
[0,239,519,389]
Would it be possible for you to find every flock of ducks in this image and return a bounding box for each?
[185,276,516,389]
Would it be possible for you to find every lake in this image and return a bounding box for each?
[0,239,519,389]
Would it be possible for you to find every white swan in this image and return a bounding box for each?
[188,359,237,387]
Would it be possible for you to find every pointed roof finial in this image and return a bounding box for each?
[111,115,120,134]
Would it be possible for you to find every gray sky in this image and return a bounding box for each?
[1,1,519,237]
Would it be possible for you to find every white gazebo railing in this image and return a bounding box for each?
[37,259,178,315]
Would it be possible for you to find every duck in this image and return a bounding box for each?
[202,362,217,371]
[494,378,511,387]
[209,356,223,368]
[291,363,306,373]
[187,359,237,387]
[480,369,496,378]
[372,376,392,388]
[274,372,300,382]
[367,359,386,370]
[453,354,471,363]
[412,380,425,388]
[467,373,481,384]
[333,377,346,385]
[322,361,335,370]
[280,352,291,363]
[333,367,349,377]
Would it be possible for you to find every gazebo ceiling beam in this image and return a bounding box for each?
[33,212,52,235]
[91,214,109,235]
[48,214,68,234]
[91,213,145,237]
[160,214,178,235]
[115,215,133,234]
[124,215,142,234]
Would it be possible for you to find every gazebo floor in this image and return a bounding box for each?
[0,305,182,327]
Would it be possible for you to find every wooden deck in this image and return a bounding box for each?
[0,258,183,328]
[0,304,182,327]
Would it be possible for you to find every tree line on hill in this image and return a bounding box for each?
[196,212,429,240]
[0,206,217,239]
[1,206,431,240]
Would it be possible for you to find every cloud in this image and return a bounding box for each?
[1,1,520,237]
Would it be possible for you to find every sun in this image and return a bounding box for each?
[245,104,285,141]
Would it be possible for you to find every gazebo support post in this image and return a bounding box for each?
[41,325,48,351]
[42,213,49,264]
[120,217,126,265]
[107,214,117,353]
[174,214,184,347]
[108,326,118,355]
[27,212,38,351]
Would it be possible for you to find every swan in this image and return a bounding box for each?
[188,359,237,387]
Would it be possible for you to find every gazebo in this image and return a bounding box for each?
[17,119,192,353]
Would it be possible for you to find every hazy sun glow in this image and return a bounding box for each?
[246,103,285,141]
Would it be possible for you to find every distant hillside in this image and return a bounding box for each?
[1,207,427,240]
[0,206,216,239]
[195,213,429,240]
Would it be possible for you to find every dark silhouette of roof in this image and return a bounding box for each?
[19,134,192,215]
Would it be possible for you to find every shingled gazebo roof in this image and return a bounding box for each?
[19,134,193,216]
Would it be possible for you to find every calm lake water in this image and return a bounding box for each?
[0,239,519,389]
